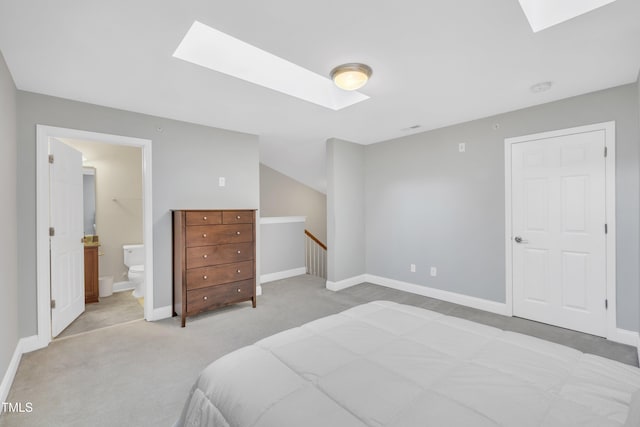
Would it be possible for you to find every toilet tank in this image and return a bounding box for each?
[123,244,145,267]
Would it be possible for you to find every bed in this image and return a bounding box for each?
[175,301,640,427]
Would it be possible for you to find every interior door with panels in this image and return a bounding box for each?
[511,129,607,336]
[50,138,85,337]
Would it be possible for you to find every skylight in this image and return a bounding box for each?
[518,0,617,32]
[173,21,369,110]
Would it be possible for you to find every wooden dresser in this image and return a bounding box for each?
[173,209,257,327]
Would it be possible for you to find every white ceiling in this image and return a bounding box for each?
[1,0,639,192]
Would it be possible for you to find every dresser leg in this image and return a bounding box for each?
[252,296,256,308]
[181,315,186,328]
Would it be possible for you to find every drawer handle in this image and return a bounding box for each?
[202,233,207,238]
[236,231,241,235]
[203,296,208,300]
[237,250,241,254]
[203,216,207,220]
[237,288,241,293]
[236,215,241,219]
[203,275,208,280]
[203,254,208,259]
[236,269,241,273]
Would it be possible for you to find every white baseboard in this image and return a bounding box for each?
[256,285,262,296]
[113,281,134,293]
[326,274,368,292]
[0,335,39,412]
[0,341,21,410]
[363,274,509,316]
[260,267,306,284]
[148,305,173,321]
[19,335,42,354]
[607,327,639,347]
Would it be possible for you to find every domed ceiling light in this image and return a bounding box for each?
[330,63,372,91]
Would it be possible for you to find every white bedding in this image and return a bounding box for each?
[175,301,640,427]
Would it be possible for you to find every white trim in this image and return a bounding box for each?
[326,274,368,292]
[365,274,509,316]
[36,125,153,349]
[256,285,262,296]
[260,267,307,284]
[0,341,21,409]
[112,281,135,293]
[150,305,173,321]
[260,216,306,224]
[606,328,639,347]
[0,335,39,411]
[18,335,42,354]
[504,121,616,339]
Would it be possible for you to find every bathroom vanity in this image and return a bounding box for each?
[172,209,257,327]
[84,243,100,304]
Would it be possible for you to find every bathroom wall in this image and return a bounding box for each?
[63,139,143,284]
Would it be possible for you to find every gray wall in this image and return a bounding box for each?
[326,138,366,283]
[637,73,640,336]
[0,51,18,391]
[17,92,259,337]
[260,221,305,276]
[365,84,640,331]
[260,164,327,243]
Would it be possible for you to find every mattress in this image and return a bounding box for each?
[175,301,640,427]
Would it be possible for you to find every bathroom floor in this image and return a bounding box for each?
[56,291,144,339]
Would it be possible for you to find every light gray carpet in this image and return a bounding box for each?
[57,291,144,339]
[1,275,637,427]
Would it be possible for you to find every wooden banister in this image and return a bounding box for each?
[304,229,327,250]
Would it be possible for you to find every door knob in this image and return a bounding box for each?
[514,236,529,244]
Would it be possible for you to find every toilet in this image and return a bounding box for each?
[123,244,145,298]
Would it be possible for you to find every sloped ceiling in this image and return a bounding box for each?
[1,0,639,192]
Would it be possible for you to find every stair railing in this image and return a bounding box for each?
[304,229,327,279]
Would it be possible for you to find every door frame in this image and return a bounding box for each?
[504,121,616,340]
[36,125,153,348]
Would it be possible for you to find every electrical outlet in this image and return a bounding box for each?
[218,177,226,187]
[458,143,466,153]
[430,267,437,277]
[410,264,416,273]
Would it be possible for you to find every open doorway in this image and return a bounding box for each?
[55,137,144,338]
[35,125,153,348]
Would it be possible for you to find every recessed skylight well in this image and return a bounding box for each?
[518,0,618,32]
[173,21,369,110]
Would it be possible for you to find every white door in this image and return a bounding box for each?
[511,129,607,336]
[50,138,85,337]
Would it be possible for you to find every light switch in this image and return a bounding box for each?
[218,177,226,187]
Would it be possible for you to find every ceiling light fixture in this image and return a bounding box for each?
[330,63,372,91]
[173,21,369,110]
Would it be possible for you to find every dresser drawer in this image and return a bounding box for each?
[186,243,253,269]
[186,260,253,290]
[185,224,253,247]
[185,211,222,226]
[186,280,254,314]
[223,211,254,224]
